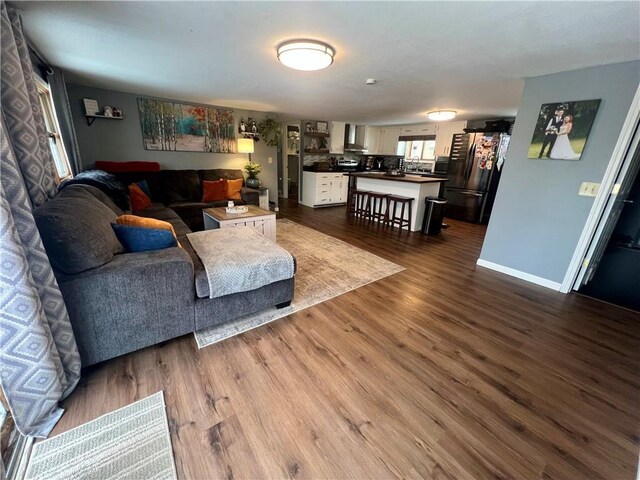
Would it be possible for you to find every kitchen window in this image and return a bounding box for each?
[397,135,436,160]
[35,77,72,181]
[397,135,437,172]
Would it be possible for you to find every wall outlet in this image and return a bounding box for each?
[268,157,273,164]
[579,182,600,197]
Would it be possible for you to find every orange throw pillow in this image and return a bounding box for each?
[129,183,152,210]
[116,215,181,247]
[226,178,243,201]
[202,179,227,202]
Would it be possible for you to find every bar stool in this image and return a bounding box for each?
[385,195,414,231]
[347,189,370,219]
[364,191,388,224]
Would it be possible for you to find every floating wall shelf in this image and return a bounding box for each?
[85,114,124,127]
[304,131,330,138]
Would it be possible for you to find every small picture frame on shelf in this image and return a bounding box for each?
[83,98,99,115]
[317,121,328,133]
[305,122,313,132]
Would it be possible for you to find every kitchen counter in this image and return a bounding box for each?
[351,172,445,232]
[350,172,446,184]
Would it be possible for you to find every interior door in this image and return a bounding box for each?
[284,123,300,202]
[574,120,640,289]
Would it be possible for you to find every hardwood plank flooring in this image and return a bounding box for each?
[52,201,640,479]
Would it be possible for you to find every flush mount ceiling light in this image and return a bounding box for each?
[427,110,457,121]
[277,39,335,71]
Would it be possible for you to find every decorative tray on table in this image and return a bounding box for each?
[226,206,248,214]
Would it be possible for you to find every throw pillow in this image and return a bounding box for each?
[116,214,178,240]
[33,194,124,274]
[202,179,227,202]
[226,178,243,201]
[129,183,152,210]
[112,224,178,253]
[136,180,152,198]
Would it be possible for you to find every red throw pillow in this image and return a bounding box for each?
[129,183,152,210]
[202,179,227,202]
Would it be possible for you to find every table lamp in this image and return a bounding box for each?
[237,138,254,163]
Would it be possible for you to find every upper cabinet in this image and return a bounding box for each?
[363,120,465,156]
[365,126,399,155]
[434,121,467,157]
[363,126,378,154]
[381,127,401,155]
[398,124,436,136]
[329,121,346,154]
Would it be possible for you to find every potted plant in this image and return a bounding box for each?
[244,160,262,189]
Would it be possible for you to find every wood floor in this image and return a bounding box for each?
[53,202,640,480]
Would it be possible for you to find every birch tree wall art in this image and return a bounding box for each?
[138,98,236,153]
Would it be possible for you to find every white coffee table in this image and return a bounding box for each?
[202,205,276,241]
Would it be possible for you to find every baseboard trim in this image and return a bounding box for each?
[476,259,563,291]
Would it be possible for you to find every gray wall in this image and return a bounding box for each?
[479,61,639,284]
[66,83,279,203]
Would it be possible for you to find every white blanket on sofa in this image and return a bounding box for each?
[187,227,295,299]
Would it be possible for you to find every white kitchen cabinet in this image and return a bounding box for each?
[329,121,346,154]
[398,124,436,136]
[434,121,467,156]
[301,172,348,207]
[381,127,401,155]
[364,126,398,154]
[364,126,381,154]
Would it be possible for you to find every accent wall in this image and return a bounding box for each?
[479,61,639,288]
[65,83,279,203]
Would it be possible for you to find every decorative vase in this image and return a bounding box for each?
[246,176,261,189]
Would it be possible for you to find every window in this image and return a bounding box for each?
[35,77,72,181]
[398,140,436,160]
[397,137,436,160]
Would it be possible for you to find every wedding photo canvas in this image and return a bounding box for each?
[528,99,601,160]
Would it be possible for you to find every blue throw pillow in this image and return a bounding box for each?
[111,224,177,253]
[136,180,152,198]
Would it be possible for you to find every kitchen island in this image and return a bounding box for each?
[351,172,447,231]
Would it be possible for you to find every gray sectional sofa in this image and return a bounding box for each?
[33,184,294,366]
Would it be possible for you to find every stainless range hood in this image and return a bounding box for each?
[343,124,368,152]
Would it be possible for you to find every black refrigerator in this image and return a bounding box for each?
[445,132,510,224]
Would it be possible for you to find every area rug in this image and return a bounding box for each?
[195,219,405,348]
[25,392,176,480]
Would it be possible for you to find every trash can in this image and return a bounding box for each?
[422,196,447,235]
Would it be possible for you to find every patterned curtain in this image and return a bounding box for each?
[0,2,81,438]
[1,2,57,207]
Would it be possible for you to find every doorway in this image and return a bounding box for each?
[281,123,300,204]
[578,144,640,311]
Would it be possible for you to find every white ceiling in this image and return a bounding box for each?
[17,1,640,125]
